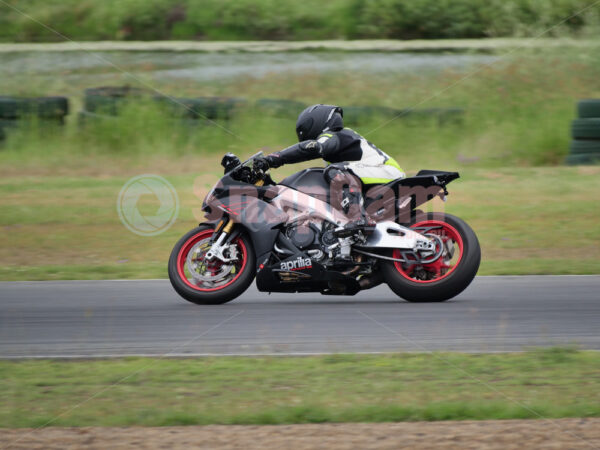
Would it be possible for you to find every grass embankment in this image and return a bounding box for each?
[0,49,599,279]
[1,49,599,168]
[1,349,599,427]
[1,0,599,42]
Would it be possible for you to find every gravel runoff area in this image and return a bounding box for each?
[1,419,599,449]
[0,38,599,53]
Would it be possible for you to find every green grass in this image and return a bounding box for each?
[1,349,599,427]
[1,48,599,169]
[1,0,599,42]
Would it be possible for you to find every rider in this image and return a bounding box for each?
[256,104,405,226]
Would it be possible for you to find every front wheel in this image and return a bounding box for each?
[383,213,480,302]
[168,224,256,304]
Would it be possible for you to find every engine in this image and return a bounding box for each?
[279,221,364,265]
[286,224,316,250]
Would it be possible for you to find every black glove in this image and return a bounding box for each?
[253,156,271,173]
[265,153,284,168]
[256,154,284,171]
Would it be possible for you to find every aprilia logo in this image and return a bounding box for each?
[280,257,312,271]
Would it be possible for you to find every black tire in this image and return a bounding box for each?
[84,86,147,115]
[569,140,600,155]
[168,224,256,305]
[29,96,69,118]
[0,119,22,141]
[566,153,600,165]
[0,96,68,119]
[0,97,20,119]
[577,99,600,119]
[0,118,19,128]
[0,119,20,140]
[382,212,481,302]
[571,118,600,139]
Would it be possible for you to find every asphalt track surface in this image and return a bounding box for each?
[1,276,598,358]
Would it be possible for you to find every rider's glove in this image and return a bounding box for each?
[256,154,284,170]
[254,156,271,173]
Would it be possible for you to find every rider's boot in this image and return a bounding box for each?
[335,188,376,238]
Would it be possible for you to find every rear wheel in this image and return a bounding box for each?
[168,224,255,304]
[383,213,480,302]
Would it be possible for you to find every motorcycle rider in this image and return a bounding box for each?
[255,104,405,228]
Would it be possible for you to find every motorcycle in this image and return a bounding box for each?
[168,152,480,304]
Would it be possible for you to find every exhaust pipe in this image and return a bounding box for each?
[359,271,383,290]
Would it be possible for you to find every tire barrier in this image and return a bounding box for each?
[0,96,68,119]
[81,87,246,123]
[0,96,68,141]
[571,118,600,140]
[0,118,17,141]
[576,99,600,119]
[79,87,465,125]
[83,86,148,115]
[155,96,247,120]
[0,87,464,140]
[567,100,600,165]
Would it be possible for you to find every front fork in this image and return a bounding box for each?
[204,219,237,263]
[204,178,264,262]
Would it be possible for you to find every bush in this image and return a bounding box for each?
[1,0,599,42]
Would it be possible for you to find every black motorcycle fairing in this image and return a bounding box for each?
[203,175,288,266]
[278,168,329,202]
[256,252,361,295]
[255,231,361,295]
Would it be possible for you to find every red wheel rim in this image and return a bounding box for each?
[177,229,248,291]
[393,220,464,284]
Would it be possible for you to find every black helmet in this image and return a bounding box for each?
[295,104,344,141]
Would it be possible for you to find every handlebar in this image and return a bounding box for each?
[221,152,271,185]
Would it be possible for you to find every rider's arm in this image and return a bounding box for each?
[266,134,340,168]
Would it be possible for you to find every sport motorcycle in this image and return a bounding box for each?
[168,152,480,304]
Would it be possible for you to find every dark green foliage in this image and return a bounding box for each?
[1,0,598,42]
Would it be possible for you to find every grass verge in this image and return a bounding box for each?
[1,349,599,427]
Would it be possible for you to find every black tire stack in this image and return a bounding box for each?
[567,99,600,165]
[157,96,246,122]
[0,96,69,141]
[78,86,147,124]
[78,87,246,125]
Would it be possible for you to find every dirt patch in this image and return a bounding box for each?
[1,419,599,449]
